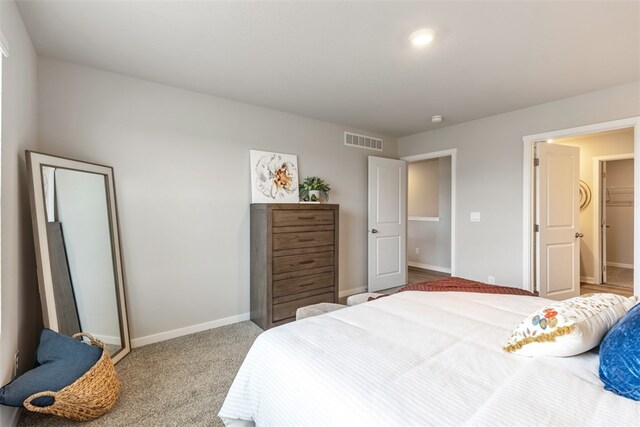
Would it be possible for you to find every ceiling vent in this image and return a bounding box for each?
[344,132,383,151]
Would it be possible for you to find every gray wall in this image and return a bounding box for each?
[606,158,634,267]
[407,157,451,270]
[37,57,397,342]
[398,81,640,287]
[0,1,41,425]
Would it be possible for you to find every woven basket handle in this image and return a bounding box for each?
[23,391,56,413]
[73,332,105,349]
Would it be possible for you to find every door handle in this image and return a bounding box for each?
[370,229,378,234]
[575,232,584,238]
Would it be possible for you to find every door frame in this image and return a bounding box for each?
[592,153,634,285]
[401,149,457,277]
[522,116,640,296]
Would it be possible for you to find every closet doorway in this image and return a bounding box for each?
[551,129,634,297]
[402,149,456,286]
[595,155,634,292]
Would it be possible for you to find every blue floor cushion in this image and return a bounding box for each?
[599,302,640,400]
[0,329,102,407]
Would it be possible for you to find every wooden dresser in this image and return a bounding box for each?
[250,203,339,330]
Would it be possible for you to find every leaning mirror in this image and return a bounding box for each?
[26,151,131,363]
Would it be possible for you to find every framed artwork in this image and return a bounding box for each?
[250,150,299,203]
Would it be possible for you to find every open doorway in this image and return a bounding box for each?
[402,149,456,287]
[406,157,452,285]
[523,119,639,300]
[550,129,634,298]
[367,150,457,293]
[596,156,634,293]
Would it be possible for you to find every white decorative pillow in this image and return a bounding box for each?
[504,293,638,357]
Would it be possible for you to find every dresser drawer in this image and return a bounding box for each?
[273,271,335,297]
[272,291,335,322]
[273,210,334,227]
[273,251,333,274]
[273,224,334,234]
[272,265,333,282]
[273,231,334,250]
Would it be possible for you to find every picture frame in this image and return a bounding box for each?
[250,150,299,203]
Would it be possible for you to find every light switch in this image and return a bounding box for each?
[470,212,481,222]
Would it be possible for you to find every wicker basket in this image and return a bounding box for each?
[23,333,121,421]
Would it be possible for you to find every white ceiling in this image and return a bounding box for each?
[16,1,640,137]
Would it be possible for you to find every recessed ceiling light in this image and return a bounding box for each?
[409,28,435,47]
[431,115,443,123]
[547,139,554,143]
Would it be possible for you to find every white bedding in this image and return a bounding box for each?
[219,291,640,426]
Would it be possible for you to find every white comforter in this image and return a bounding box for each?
[219,291,640,426]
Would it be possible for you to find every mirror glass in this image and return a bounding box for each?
[27,152,131,363]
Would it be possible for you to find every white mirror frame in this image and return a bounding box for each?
[26,151,131,363]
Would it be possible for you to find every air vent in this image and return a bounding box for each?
[344,132,383,151]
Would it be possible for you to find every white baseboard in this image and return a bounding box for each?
[131,312,250,348]
[581,276,597,285]
[339,286,367,298]
[408,262,451,274]
[607,262,634,269]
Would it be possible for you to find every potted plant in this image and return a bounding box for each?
[299,176,331,202]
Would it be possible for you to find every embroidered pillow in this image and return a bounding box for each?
[503,293,638,357]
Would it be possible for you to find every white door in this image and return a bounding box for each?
[601,161,608,283]
[368,156,407,292]
[536,142,581,300]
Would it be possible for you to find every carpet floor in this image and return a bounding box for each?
[604,266,634,289]
[18,321,263,427]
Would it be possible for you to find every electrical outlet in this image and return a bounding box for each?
[415,248,420,255]
[13,351,19,378]
[487,276,496,285]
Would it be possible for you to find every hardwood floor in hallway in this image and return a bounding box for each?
[408,266,450,284]
[341,267,450,303]
[581,283,634,298]
[378,267,451,294]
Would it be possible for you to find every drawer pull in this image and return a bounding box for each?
[298,238,314,243]
[297,216,315,220]
[298,260,314,265]
[300,281,315,287]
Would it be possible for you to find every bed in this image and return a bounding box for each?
[219,290,640,426]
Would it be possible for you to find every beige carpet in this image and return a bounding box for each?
[605,266,634,289]
[18,321,262,427]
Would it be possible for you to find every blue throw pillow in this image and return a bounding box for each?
[0,329,102,407]
[599,302,640,400]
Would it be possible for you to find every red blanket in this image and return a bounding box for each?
[370,277,536,301]
[401,277,536,296]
